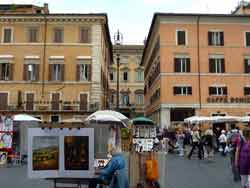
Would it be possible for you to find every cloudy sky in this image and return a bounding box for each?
[0,0,242,44]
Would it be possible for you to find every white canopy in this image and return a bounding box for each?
[85,114,127,127]
[239,116,250,122]
[13,114,41,122]
[209,116,241,123]
[86,110,128,121]
[184,116,211,124]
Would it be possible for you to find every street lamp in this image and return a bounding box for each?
[114,30,123,111]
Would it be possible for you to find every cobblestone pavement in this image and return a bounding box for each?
[0,154,242,188]
[166,153,241,188]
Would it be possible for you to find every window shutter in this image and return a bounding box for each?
[209,87,214,95]
[48,64,52,81]
[245,59,250,73]
[81,28,90,43]
[173,87,178,95]
[208,32,212,45]
[188,87,192,95]
[174,58,180,72]
[244,87,250,95]
[76,64,80,81]
[221,59,225,73]
[246,32,250,46]
[220,32,224,46]
[61,64,65,81]
[186,58,191,72]
[88,64,92,81]
[9,64,13,80]
[35,64,39,81]
[80,93,88,111]
[23,64,28,81]
[223,87,227,95]
[177,31,185,45]
[209,59,215,73]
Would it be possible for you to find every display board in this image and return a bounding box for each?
[28,128,94,179]
[0,116,13,149]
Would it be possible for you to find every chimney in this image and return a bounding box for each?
[43,3,49,14]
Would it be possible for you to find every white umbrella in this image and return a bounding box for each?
[239,116,250,122]
[209,116,241,123]
[86,110,128,121]
[13,114,41,122]
[86,114,127,127]
[184,116,211,124]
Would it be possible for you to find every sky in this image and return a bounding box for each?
[0,0,242,44]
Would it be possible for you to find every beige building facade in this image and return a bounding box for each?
[0,9,112,122]
[142,13,250,128]
[109,45,144,118]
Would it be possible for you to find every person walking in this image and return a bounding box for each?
[219,130,227,156]
[176,128,185,157]
[235,127,250,188]
[203,125,214,160]
[228,127,242,181]
[188,126,202,160]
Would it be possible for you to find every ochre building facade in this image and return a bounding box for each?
[142,13,250,128]
[0,10,112,122]
[109,45,144,118]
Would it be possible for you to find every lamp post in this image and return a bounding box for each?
[114,30,123,111]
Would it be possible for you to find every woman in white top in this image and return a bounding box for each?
[219,130,227,156]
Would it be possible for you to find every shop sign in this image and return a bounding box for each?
[207,97,250,103]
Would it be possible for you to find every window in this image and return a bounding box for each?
[0,93,8,110]
[209,86,227,96]
[24,64,39,81]
[123,72,128,81]
[3,28,12,43]
[109,72,114,81]
[135,70,144,81]
[244,87,250,96]
[209,58,225,73]
[176,30,186,45]
[0,63,12,80]
[51,93,60,111]
[26,93,34,111]
[80,93,88,111]
[80,27,91,43]
[53,28,64,43]
[174,58,190,72]
[208,31,224,46]
[245,32,250,47]
[173,86,192,96]
[51,115,60,123]
[135,94,143,105]
[121,94,129,105]
[49,64,64,81]
[28,27,38,42]
[77,64,91,81]
[244,58,250,73]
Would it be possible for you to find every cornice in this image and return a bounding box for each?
[0,16,105,23]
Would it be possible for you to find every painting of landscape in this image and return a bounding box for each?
[64,136,89,170]
[32,136,59,170]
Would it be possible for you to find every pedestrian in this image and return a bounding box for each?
[188,126,202,160]
[235,127,250,188]
[176,128,185,157]
[203,125,214,159]
[228,126,242,181]
[219,130,227,156]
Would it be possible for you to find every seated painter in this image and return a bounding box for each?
[89,145,129,188]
